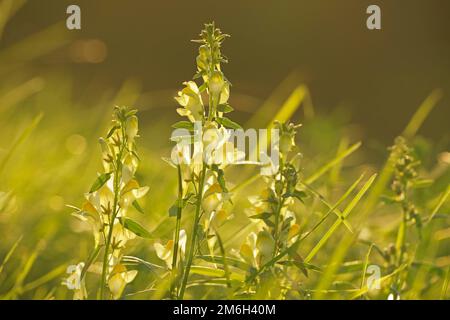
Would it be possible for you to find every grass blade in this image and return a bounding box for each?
[305,142,362,185]
[427,185,450,224]
[0,235,23,276]
[403,89,443,138]
[305,174,377,263]
[0,113,43,176]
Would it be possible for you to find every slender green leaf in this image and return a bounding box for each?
[132,200,145,214]
[216,117,242,130]
[120,217,152,239]
[305,174,377,263]
[172,121,194,131]
[217,103,234,113]
[89,172,111,193]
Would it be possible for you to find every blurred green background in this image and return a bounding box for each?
[0,0,448,299]
[3,0,449,140]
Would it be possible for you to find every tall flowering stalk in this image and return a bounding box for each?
[158,22,243,299]
[67,106,149,299]
[385,136,421,299]
[238,122,304,298]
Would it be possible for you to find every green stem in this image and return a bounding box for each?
[273,198,283,258]
[99,181,119,300]
[170,165,184,298]
[178,164,207,299]
[393,204,408,294]
[207,93,214,122]
[99,131,126,300]
[214,227,232,298]
[272,163,285,258]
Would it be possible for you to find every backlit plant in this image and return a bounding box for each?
[0,16,447,301]
[66,106,149,299]
[384,136,422,299]
[158,22,243,300]
[237,122,304,298]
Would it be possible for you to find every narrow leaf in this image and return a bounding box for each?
[89,172,111,193]
[120,217,152,239]
[217,103,234,113]
[132,200,145,214]
[216,117,242,130]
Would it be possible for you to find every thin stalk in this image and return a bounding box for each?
[272,197,285,258]
[178,164,207,299]
[392,204,408,295]
[207,93,214,122]
[214,227,232,298]
[272,160,285,258]
[170,165,184,298]
[100,130,126,299]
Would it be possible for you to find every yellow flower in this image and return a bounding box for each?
[175,81,204,122]
[256,230,274,264]
[154,229,187,269]
[126,115,138,140]
[203,125,244,167]
[209,71,225,96]
[239,232,259,267]
[107,264,138,300]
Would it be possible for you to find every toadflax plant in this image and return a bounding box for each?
[238,122,305,299]
[157,22,244,299]
[65,106,149,299]
[384,136,422,299]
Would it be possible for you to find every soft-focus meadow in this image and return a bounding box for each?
[0,1,449,300]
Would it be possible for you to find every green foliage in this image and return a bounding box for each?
[0,20,448,301]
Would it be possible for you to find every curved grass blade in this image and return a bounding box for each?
[305,174,377,263]
[0,235,23,276]
[305,142,361,185]
[0,113,43,176]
